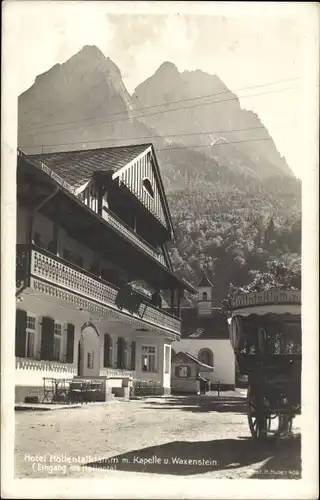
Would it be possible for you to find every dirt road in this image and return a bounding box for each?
[15,394,301,479]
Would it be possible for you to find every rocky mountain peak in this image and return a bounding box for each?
[156,61,180,75]
[18,48,138,151]
[67,46,123,79]
[30,46,123,91]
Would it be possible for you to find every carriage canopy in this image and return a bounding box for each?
[226,289,301,354]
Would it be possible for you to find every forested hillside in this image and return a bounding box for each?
[165,175,301,303]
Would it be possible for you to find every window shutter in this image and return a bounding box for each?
[15,309,27,357]
[120,338,125,369]
[41,317,55,360]
[66,323,75,363]
[116,338,121,368]
[117,337,125,369]
[131,341,136,370]
[104,334,110,367]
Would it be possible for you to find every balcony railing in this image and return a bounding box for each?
[16,357,77,375]
[16,245,181,336]
[102,209,167,266]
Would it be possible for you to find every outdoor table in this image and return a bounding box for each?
[68,379,104,403]
[42,377,72,404]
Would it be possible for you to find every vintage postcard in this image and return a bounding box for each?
[1,1,319,498]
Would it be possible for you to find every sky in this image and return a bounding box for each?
[4,1,320,179]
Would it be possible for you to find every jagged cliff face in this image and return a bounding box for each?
[18,45,151,152]
[18,45,294,185]
[132,62,293,179]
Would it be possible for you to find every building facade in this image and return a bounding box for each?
[15,144,195,402]
[171,351,214,394]
[171,273,235,390]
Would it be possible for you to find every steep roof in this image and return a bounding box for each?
[161,290,198,310]
[25,144,151,190]
[172,351,214,371]
[197,271,214,288]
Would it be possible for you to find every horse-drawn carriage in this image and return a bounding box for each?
[223,288,301,442]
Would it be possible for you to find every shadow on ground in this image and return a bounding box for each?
[250,435,301,479]
[85,435,301,477]
[142,395,248,415]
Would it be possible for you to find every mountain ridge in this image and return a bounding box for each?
[19,44,293,179]
[133,61,293,179]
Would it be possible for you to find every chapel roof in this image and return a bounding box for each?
[197,271,214,288]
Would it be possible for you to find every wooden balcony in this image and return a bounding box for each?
[102,208,167,266]
[16,245,181,337]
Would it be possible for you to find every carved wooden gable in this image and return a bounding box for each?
[112,146,170,231]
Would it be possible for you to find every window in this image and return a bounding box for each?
[26,315,36,358]
[101,269,120,286]
[48,240,57,254]
[73,255,83,268]
[33,232,43,247]
[164,345,171,374]
[142,345,157,372]
[175,365,191,378]
[142,178,154,199]
[63,248,83,268]
[202,292,208,301]
[91,261,101,276]
[53,323,62,361]
[53,338,61,361]
[198,348,214,367]
[87,351,94,369]
[54,324,62,336]
[27,316,36,330]
[63,248,72,261]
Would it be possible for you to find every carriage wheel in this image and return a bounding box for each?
[247,385,268,441]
